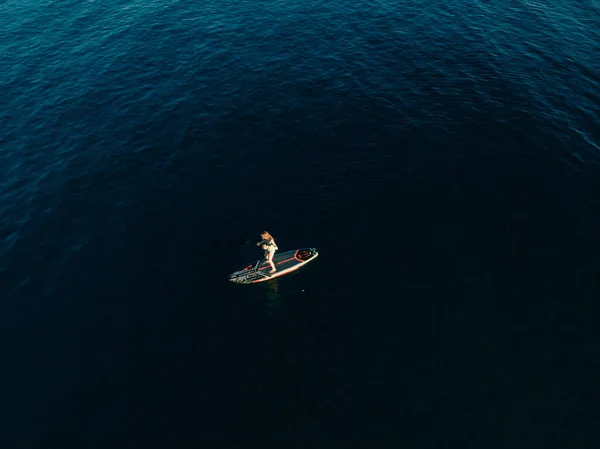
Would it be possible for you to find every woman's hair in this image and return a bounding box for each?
[261,231,273,240]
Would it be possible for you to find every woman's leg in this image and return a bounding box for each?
[267,251,276,273]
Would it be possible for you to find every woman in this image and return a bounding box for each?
[256,231,278,273]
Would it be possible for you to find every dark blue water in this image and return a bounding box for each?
[1,1,599,447]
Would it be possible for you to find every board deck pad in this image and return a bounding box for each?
[228,248,319,284]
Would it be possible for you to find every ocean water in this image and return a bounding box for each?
[1,1,599,448]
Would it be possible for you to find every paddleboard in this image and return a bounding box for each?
[228,248,319,284]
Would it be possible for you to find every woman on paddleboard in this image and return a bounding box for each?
[257,231,278,273]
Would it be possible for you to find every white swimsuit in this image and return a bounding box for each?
[262,239,277,253]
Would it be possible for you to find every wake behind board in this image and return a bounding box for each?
[228,248,319,284]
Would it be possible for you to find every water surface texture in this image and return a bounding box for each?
[1,1,599,448]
